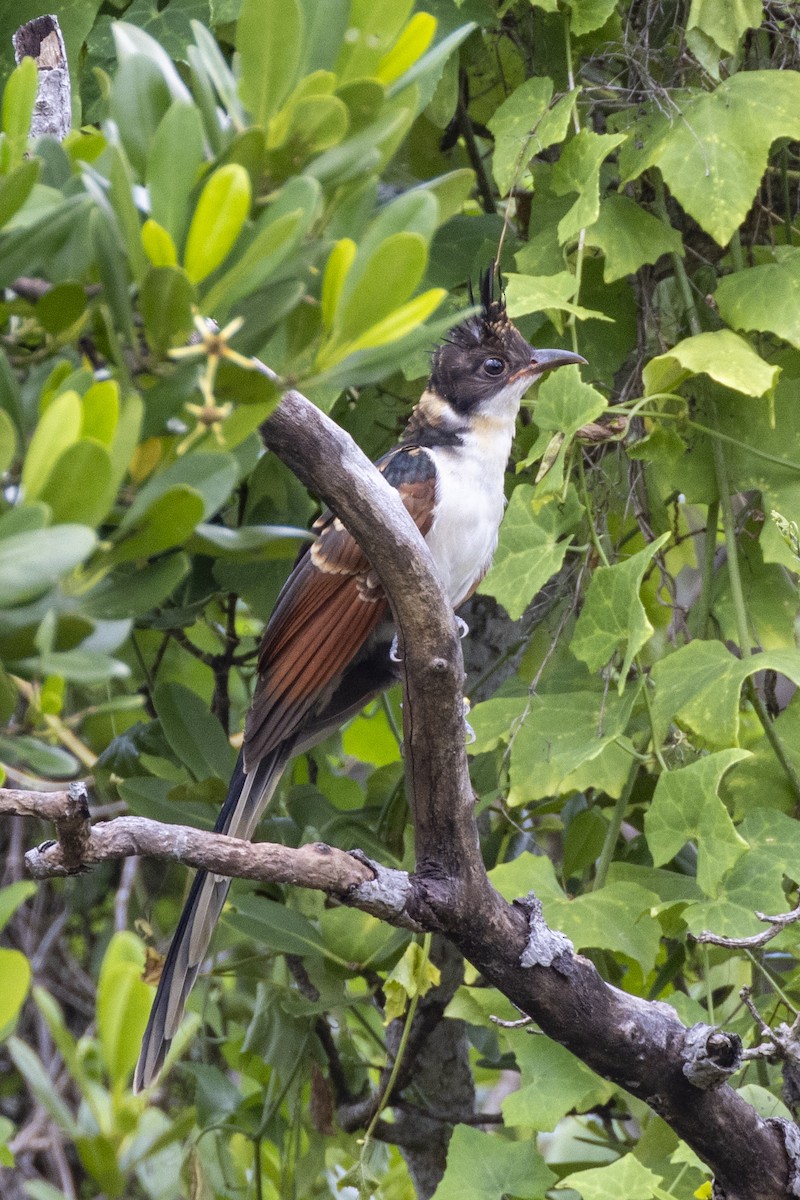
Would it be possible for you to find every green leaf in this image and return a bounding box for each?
[650,643,800,749]
[21,389,82,500]
[2,57,37,169]
[184,163,251,284]
[336,231,429,343]
[0,949,30,1037]
[140,265,195,354]
[569,0,620,36]
[7,1037,80,1137]
[551,129,625,244]
[83,553,190,619]
[715,249,800,350]
[620,72,800,246]
[585,194,684,283]
[432,1125,555,1200]
[558,1153,664,1200]
[0,524,96,607]
[488,76,554,195]
[0,733,79,778]
[384,942,440,1024]
[643,330,779,399]
[0,408,17,476]
[110,485,205,561]
[123,451,239,526]
[147,99,205,250]
[0,159,40,230]
[687,0,764,56]
[317,287,446,368]
[13,649,130,685]
[36,282,88,335]
[202,207,307,317]
[153,681,235,781]
[97,932,154,1088]
[237,0,303,125]
[91,208,135,345]
[645,750,750,894]
[38,441,115,527]
[491,853,662,973]
[321,237,357,331]
[0,882,35,933]
[518,369,607,486]
[189,522,308,557]
[572,533,670,685]
[499,1024,613,1131]
[225,894,339,962]
[505,271,607,322]
[479,487,579,619]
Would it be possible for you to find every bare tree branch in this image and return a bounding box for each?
[8,377,798,1199]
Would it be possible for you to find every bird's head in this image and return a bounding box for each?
[429,267,586,416]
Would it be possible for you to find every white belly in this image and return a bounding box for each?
[422,436,509,608]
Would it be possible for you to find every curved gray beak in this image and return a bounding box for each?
[531,347,588,374]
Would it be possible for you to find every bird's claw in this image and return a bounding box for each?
[462,696,476,744]
[455,616,469,639]
[389,634,403,664]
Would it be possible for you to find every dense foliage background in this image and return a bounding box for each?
[1,1,800,1197]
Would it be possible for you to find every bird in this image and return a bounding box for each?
[134,268,585,1091]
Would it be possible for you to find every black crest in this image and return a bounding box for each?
[428,261,534,409]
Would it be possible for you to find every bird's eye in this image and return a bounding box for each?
[482,357,505,376]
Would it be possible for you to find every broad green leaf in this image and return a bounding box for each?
[572,533,671,685]
[189,523,307,557]
[558,1153,664,1200]
[491,853,662,972]
[153,681,235,781]
[123,451,239,526]
[91,208,135,344]
[643,330,779,399]
[376,13,436,85]
[184,163,251,284]
[7,1038,79,1137]
[81,380,119,446]
[551,129,625,244]
[0,159,40,230]
[83,553,190,619]
[0,409,17,476]
[569,0,620,36]
[383,941,440,1024]
[505,271,607,322]
[479,487,579,619]
[38,441,115,527]
[715,249,800,350]
[36,283,87,336]
[620,72,800,245]
[499,1023,613,1130]
[518,369,607,488]
[0,525,96,607]
[321,237,357,331]
[687,0,764,55]
[225,894,339,962]
[487,76,554,195]
[432,1125,555,1199]
[202,208,306,317]
[2,57,37,170]
[13,649,130,685]
[0,882,35,933]
[142,218,178,267]
[97,932,154,1087]
[319,907,408,973]
[147,100,205,250]
[0,733,79,778]
[585,193,684,282]
[21,390,82,499]
[318,287,446,368]
[336,231,428,343]
[645,750,750,893]
[140,265,195,354]
[0,949,30,1036]
[110,486,205,561]
[237,0,303,125]
[650,643,800,749]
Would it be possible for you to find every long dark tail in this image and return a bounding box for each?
[134,747,290,1091]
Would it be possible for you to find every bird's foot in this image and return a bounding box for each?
[462,696,476,744]
[389,633,403,664]
[455,616,469,639]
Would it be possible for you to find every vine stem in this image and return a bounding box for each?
[707,400,800,805]
[696,499,719,640]
[593,764,638,891]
